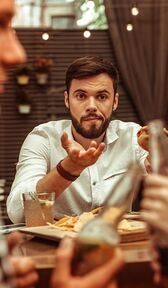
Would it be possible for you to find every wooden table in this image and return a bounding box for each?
[13,234,159,288]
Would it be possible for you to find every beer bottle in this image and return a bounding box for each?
[72,162,142,276]
[148,119,168,287]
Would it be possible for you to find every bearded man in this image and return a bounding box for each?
[7,56,147,222]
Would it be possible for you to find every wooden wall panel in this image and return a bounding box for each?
[0,29,140,221]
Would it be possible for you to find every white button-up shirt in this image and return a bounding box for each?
[7,119,147,223]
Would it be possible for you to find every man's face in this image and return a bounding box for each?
[0,0,26,94]
[64,73,118,139]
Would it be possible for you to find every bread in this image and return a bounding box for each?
[137,125,168,151]
[137,126,149,151]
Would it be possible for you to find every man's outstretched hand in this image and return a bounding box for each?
[61,132,105,169]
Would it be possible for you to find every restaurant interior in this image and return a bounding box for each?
[1,1,168,287]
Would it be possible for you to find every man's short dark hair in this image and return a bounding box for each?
[65,56,118,94]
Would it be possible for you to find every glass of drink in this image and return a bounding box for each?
[22,192,55,227]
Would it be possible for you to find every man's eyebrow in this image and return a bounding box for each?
[73,89,111,94]
[73,89,86,93]
[96,90,111,95]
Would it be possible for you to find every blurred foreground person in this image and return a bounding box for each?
[50,238,124,288]
[141,173,168,284]
[0,0,38,287]
[1,1,124,287]
[0,0,26,92]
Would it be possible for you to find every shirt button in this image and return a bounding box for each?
[92,182,96,186]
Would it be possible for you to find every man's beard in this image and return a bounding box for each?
[70,112,111,139]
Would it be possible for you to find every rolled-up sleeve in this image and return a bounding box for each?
[7,128,50,223]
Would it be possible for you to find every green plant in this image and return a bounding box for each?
[16,64,31,76]
[75,0,108,29]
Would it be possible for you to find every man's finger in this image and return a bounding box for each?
[61,132,69,150]
[93,143,105,157]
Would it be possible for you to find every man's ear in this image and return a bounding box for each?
[113,93,119,111]
[64,91,69,109]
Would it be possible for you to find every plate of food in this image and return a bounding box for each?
[19,208,149,243]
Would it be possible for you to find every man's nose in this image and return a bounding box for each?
[86,97,97,112]
[1,31,26,67]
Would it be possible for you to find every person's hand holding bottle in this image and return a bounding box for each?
[7,232,39,288]
[141,173,168,237]
[140,120,168,288]
[50,238,124,288]
[141,173,168,285]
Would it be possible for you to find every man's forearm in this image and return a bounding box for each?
[36,156,85,197]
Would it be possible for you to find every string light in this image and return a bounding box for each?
[42,32,49,41]
[83,29,91,38]
[131,5,139,16]
[126,23,133,31]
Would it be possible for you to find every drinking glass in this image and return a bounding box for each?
[22,192,55,227]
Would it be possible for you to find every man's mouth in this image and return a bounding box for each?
[84,117,101,121]
[82,114,104,122]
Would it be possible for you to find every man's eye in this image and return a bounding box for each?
[97,94,108,101]
[76,93,86,100]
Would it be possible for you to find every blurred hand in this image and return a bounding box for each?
[141,174,168,236]
[10,256,38,288]
[148,241,162,284]
[7,231,22,252]
[7,232,38,288]
[141,174,168,285]
[50,238,124,288]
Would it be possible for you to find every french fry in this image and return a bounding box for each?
[91,207,102,214]
[48,208,102,232]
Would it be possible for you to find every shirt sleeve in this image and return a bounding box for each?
[7,128,50,223]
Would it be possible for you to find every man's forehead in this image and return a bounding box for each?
[0,0,15,18]
[70,74,114,90]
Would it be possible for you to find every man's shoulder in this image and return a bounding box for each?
[109,119,141,131]
[32,119,71,133]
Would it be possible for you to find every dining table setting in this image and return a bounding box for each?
[5,210,158,288]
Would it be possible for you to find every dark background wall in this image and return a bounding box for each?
[0,29,140,220]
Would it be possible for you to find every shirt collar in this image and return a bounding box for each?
[104,122,119,145]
